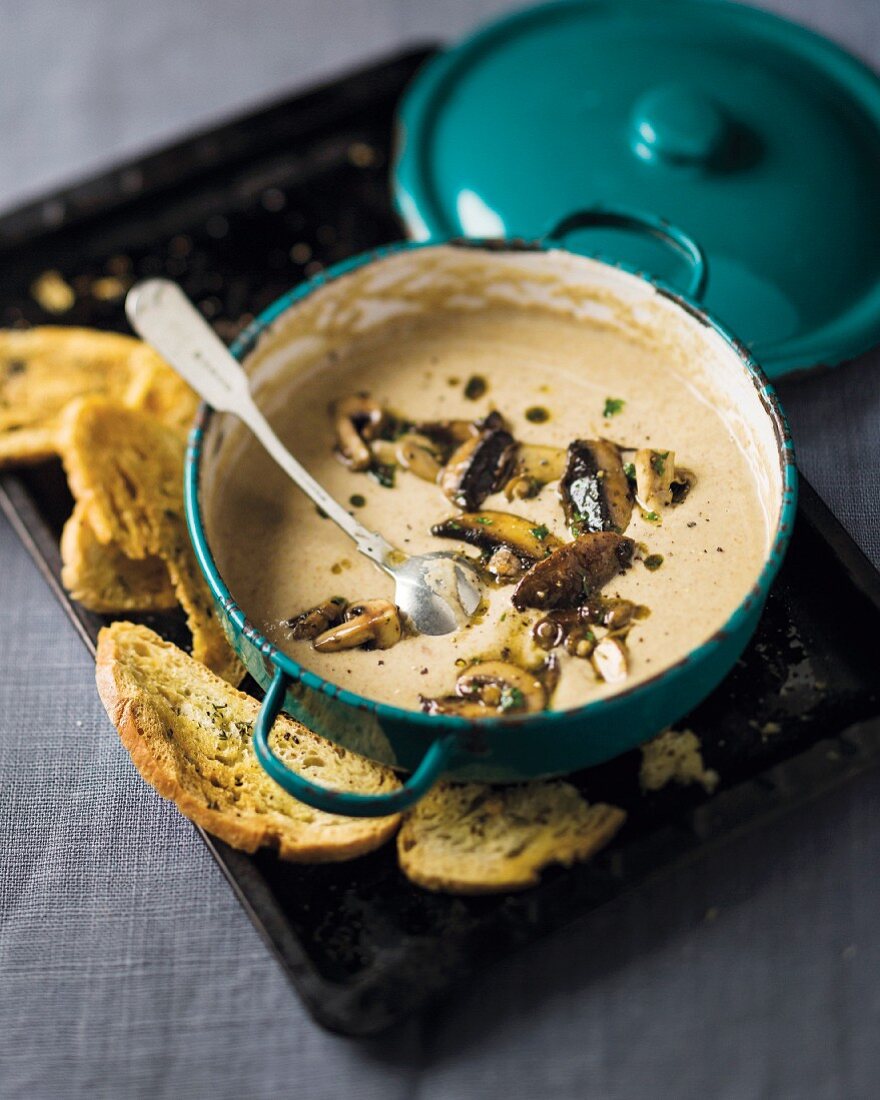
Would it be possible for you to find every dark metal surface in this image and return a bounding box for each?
[1,47,879,1036]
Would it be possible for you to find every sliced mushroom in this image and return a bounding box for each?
[532,607,611,658]
[423,659,546,716]
[395,432,442,482]
[670,467,697,505]
[634,448,674,509]
[592,635,628,684]
[439,424,517,510]
[286,597,347,640]
[532,613,570,651]
[581,596,644,630]
[560,439,633,534]
[312,598,402,652]
[456,660,546,713]
[532,609,595,656]
[564,626,598,659]
[503,444,567,500]
[412,418,478,461]
[431,511,562,567]
[332,394,387,471]
[512,532,635,611]
[368,438,398,466]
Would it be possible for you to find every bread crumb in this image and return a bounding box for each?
[31,270,75,314]
[640,728,719,793]
[91,275,130,301]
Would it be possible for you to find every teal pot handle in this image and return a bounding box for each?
[543,206,709,301]
[253,666,456,817]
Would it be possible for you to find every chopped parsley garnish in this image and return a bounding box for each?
[644,554,665,571]
[368,462,396,488]
[530,524,549,541]
[650,451,669,476]
[475,516,494,525]
[499,684,525,712]
[644,510,660,524]
[603,396,625,418]
[623,462,636,480]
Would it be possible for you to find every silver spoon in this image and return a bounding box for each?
[125,278,483,635]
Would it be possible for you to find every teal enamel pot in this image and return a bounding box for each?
[185,216,797,818]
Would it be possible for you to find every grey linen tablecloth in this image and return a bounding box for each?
[1,1,879,1097]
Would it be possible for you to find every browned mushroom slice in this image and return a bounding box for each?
[312,598,402,651]
[670,467,696,504]
[532,609,596,657]
[560,439,633,534]
[503,444,567,500]
[395,432,443,482]
[581,595,646,630]
[422,659,547,716]
[286,596,347,640]
[431,511,562,567]
[512,532,635,611]
[332,394,388,471]
[456,660,546,713]
[634,448,675,509]
[439,425,517,510]
[412,418,477,461]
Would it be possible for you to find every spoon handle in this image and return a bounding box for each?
[126,278,396,569]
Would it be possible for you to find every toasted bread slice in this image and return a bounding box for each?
[96,622,402,861]
[61,502,178,613]
[640,729,719,793]
[123,343,200,437]
[61,397,243,683]
[0,327,199,468]
[397,781,626,894]
[0,327,141,467]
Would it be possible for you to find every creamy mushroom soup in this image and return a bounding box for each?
[204,249,777,717]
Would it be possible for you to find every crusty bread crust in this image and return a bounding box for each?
[397,781,626,894]
[96,622,401,862]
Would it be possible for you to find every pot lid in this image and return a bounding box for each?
[393,0,880,377]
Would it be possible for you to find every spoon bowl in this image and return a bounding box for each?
[389,551,483,635]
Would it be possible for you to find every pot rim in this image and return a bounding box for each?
[185,237,798,734]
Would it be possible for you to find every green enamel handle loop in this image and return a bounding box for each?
[253,666,456,817]
[543,206,709,301]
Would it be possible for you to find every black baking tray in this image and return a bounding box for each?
[2,47,880,1036]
